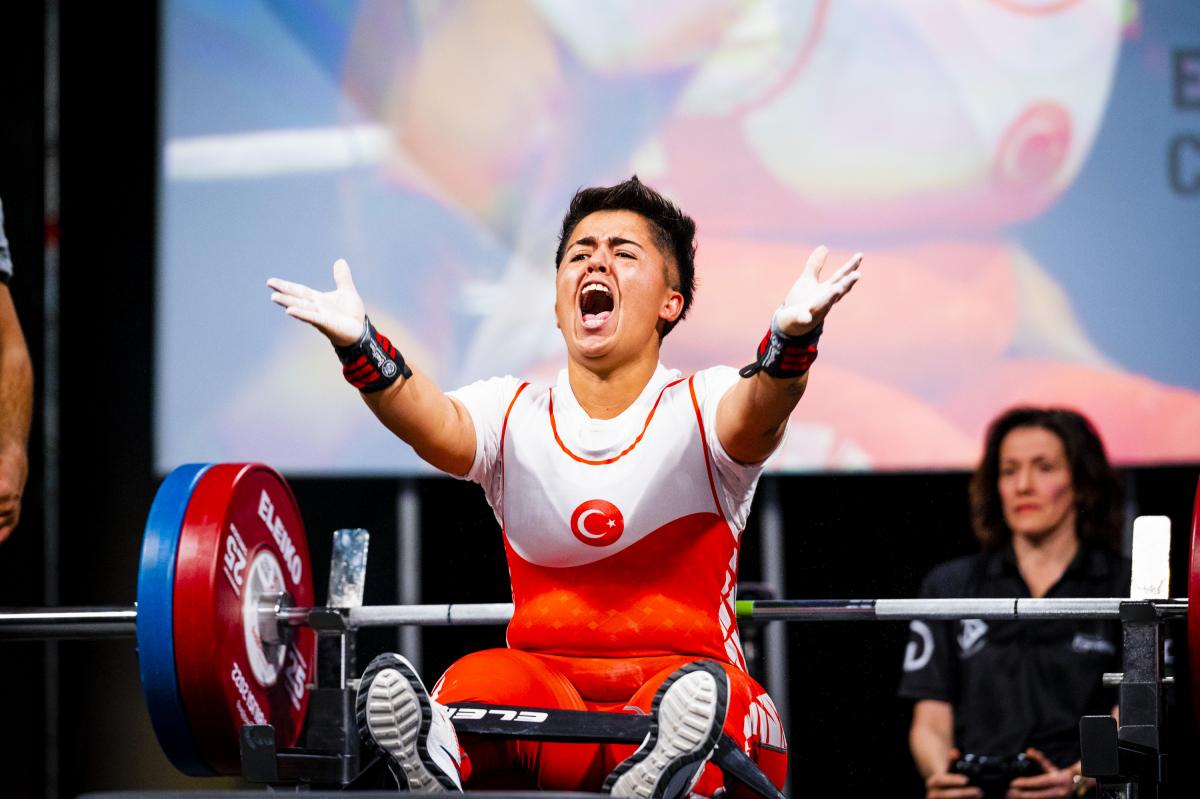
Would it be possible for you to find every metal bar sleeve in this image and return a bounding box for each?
[348,603,516,627]
[0,607,137,638]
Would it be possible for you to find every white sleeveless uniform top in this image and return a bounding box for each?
[450,364,771,668]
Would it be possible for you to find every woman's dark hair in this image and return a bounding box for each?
[555,176,697,338]
[968,406,1124,551]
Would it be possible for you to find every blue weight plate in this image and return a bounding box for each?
[136,463,215,776]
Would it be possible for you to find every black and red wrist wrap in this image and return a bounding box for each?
[739,317,822,379]
[334,316,412,393]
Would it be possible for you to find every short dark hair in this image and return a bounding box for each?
[555,176,697,338]
[969,406,1124,552]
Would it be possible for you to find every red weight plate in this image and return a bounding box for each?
[1190,476,1200,728]
[173,463,316,775]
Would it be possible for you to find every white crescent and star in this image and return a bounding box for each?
[573,508,606,539]
[568,499,625,548]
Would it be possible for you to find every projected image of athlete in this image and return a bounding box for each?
[268,178,862,797]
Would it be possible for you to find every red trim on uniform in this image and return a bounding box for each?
[498,382,531,533]
[499,382,530,651]
[499,382,531,511]
[688,375,726,523]
[689,376,749,672]
[548,378,687,466]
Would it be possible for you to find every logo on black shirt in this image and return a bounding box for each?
[957,619,988,658]
[1070,633,1115,655]
[903,621,934,672]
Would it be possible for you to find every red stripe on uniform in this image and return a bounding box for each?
[498,381,531,533]
[687,375,728,525]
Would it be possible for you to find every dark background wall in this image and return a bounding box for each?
[0,3,1196,798]
[0,1,50,797]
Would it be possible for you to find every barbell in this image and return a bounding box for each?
[0,462,1196,778]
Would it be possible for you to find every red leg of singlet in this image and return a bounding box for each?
[432,650,787,796]
[430,648,607,790]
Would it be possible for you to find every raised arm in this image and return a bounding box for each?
[0,283,33,543]
[716,246,861,464]
[268,260,476,476]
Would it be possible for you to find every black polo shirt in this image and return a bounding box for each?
[897,545,1130,767]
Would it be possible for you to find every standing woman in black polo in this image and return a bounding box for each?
[899,407,1128,799]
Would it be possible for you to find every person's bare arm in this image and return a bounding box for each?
[268,260,475,476]
[911,700,956,780]
[0,284,32,543]
[716,246,861,464]
[910,699,981,799]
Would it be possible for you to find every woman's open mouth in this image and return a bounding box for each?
[579,282,614,330]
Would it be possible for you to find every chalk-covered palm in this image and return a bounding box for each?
[267,258,366,348]
[774,246,863,337]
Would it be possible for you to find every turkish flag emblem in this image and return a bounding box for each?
[569,499,625,547]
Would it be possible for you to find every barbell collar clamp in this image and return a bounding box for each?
[256,592,294,647]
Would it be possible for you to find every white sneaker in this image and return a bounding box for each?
[355,653,464,792]
[604,660,729,799]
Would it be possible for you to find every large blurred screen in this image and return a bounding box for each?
[157,0,1200,474]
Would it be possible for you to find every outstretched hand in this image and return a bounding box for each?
[267,259,366,347]
[774,246,863,337]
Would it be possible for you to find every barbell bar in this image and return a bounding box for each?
[0,462,1195,779]
[1,596,1188,641]
[321,596,1190,624]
